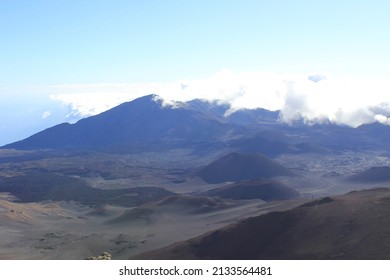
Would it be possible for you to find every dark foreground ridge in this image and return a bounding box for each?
[135,188,390,259]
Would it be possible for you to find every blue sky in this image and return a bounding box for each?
[1,0,390,145]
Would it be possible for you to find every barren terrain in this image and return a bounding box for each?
[1,147,390,259]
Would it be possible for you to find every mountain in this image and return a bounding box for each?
[2,95,231,151]
[136,188,390,259]
[346,166,390,183]
[227,108,280,124]
[230,131,332,157]
[185,99,230,119]
[3,93,390,155]
[185,99,281,124]
[293,122,390,152]
[201,179,300,201]
[1,94,314,156]
[355,122,390,150]
[196,152,296,183]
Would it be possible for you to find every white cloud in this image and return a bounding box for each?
[42,111,51,119]
[43,70,390,127]
[2,70,390,146]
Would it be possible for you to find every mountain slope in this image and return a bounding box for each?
[196,152,296,183]
[201,179,300,201]
[136,188,390,259]
[0,172,173,207]
[2,95,230,151]
[346,166,390,183]
[227,108,280,124]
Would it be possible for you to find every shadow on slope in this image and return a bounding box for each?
[136,188,390,260]
[200,179,300,201]
[106,195,236,225]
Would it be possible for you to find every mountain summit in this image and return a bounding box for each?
[5,93,390,154]
[2,95,231,151]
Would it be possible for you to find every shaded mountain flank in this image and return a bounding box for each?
[185,99,280,124]
[2,95,231,151]
[0,172,173,207]
[346,166,390,183]
[201,179,300,201]
[196,152,296,183]
[136,188,390,260]
[3,94,390,154]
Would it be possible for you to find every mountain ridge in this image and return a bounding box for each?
[2,95,234,151]
[3,94,390,155]
[135,188,390,260]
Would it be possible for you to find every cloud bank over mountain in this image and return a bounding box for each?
[49,70,390,126]
[1,70,390,146]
